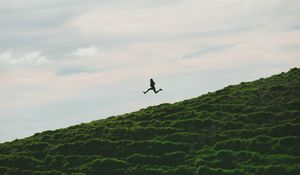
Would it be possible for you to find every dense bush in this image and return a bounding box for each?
[83,158,128,175]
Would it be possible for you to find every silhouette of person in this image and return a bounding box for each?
[143,78,162,94]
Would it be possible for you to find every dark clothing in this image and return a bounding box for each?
[150,79,155,87]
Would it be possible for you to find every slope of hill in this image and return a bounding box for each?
[0,68,300,175]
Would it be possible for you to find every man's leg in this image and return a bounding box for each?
[155,88,162,93]
[154,88,162,94]
[143,88,152,94]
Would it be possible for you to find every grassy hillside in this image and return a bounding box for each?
[0,68,300,175]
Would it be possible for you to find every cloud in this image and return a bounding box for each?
[0,50,49,66]
[70,45,101,57]
[67,1,228,36]
[67,0,300,36]
[57,46,106,75]
[182,44,237,59]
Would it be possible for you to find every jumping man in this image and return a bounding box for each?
[143,78,163,94]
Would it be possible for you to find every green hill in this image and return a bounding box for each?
[1,68,300,175]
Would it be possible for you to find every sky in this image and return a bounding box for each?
[0,0,300,143]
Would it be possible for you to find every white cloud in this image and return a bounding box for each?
[67,0,300,36]
[70,45,101,57]
[67,1,223,35]
[0,50,49,66]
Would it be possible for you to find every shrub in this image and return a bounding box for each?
[85,158,128,175]
[127,154,160,165]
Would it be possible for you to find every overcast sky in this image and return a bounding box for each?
[0,0,299,143]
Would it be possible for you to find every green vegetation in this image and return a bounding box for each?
[1,68,300,175]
